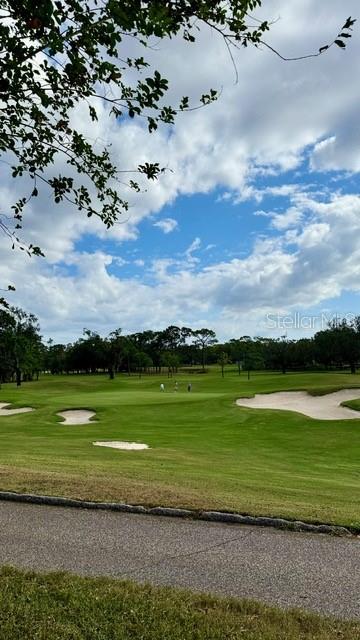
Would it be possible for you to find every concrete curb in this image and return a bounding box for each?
[0,491,354,537]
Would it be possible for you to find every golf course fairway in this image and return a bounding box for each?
[0,369,359,528]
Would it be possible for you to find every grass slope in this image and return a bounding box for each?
[1,567,359,640]
[0,370,359,526]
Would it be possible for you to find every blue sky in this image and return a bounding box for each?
[1,0,360,342]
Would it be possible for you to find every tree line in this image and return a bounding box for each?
[1,307,360,385]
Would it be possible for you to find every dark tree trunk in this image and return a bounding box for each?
[16,368,21,387]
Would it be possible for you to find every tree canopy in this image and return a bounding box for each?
[0,0,270,255]
[0,306,43,385]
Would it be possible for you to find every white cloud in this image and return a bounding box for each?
[113,257,128,267]
[2,189,360,342]
[311,134,360,173]
[296,222,330,248]
[184,237,201,265]
[271,207,304,230]
[153,218,178,234]
[254,209,273,218]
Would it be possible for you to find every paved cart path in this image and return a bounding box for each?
[0,501,359,620]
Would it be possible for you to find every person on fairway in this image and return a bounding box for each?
[160,383,165,392]
[174,381,178,392]
[187,383,192,392]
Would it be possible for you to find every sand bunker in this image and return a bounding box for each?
[236,389,360,420]
[93,441,149,451]
[0,402,33,416]
[57,409,95,425]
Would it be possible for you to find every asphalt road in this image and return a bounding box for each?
[0,501,359,620]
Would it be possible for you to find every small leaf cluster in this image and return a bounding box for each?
[319,16,356,53]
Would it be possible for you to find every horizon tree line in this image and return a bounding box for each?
[1,306,360,385]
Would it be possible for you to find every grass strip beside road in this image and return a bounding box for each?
[1,567,359,640]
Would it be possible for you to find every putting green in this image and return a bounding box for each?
[0,369,359,528]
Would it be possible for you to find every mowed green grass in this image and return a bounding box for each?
[1,567,360,640]
[0,369,359,527]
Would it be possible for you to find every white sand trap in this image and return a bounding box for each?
[236,389,360,420]
[0,402,33,416]
[93,441,149,451]
[57,409,95,425]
